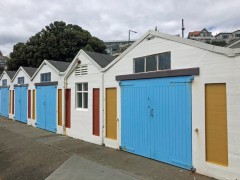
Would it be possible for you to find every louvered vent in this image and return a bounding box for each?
[75,65,88,76]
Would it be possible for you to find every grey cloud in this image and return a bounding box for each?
[0,0,240,55]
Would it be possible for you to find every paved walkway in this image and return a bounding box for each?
[0,117,214,180]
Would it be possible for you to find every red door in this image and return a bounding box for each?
[12,90,14,114]
[93,89,100,136]
[65,89,71,128]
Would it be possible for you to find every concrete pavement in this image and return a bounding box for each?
[0,117,214,180]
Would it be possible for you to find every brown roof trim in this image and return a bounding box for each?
[35,81,58,86]
[0,85,10,88]
[116,67,200,81]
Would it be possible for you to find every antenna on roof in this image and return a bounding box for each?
[181,19,185,38]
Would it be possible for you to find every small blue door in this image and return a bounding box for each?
[0,87,9,117]
[36,85,57,132]
[121,76,193,170]
[15,86,28,123]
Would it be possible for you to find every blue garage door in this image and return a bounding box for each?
[0,88,2,116]
[36,85,57,132]
[15,86,28,123]
[121,76,193,170]
[0,87,9,117]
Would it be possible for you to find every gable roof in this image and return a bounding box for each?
[84,51,115,68]
[5,71,16,80]
[22,67,38,77]
[31,60,71,80]
[47,60,71,72]
[103,30,240,71]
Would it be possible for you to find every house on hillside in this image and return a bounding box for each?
[188,28,213,42]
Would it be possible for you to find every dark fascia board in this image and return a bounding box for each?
[116,67,200,81]
[14,84,29,87]
[35,81,58,86]
[0,85,10,88]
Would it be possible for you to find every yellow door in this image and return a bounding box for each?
[58,89,62,126]
[106,88,117,140]
[205,83,228,166]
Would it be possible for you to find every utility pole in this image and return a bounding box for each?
[181,19,185,38]
[128,30,137,44]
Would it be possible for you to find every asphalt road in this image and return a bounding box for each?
[0,117,214,180]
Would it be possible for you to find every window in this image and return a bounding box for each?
[158,52,171,70]
[76,83,88,109]
[222,35,229,39]
[40,72,51,82]
[235,34,240,37]
[18,77,24,84]
[134,57,145,73]
[2,79,7,86]
[134,52,171,73]
[75,65,88,76]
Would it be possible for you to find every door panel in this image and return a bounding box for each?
[15,87,21,121]
[28,90,31,118]
[36,86,46,129]
[32,90,35,119]
[36,86,56,132]
[65,89,71,128]
[45,86,57,132]
[106,88,117,140]
[121,82,149,156]
[58,89,62,126]
[205,83,228,166]
[14,86,27,123]
[121,76,193,170]
[12,90,14,114]
[93,88,100,136]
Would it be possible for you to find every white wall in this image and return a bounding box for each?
[32,63,65,134]
[104,36,240,179]
[66,52,103,145]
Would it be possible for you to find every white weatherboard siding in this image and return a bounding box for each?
[104,35,240,179]
[32,63,65,134]
[66,52,103,145]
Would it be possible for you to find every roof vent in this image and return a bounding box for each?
[75,65,88,76]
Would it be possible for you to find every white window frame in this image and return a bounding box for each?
[18,77,24,84]
[133,52,171,73]
[75,83,88,110]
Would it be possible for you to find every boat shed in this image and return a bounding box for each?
[103,30,240,179]
[11,66,37,124]
[64,49,115,145]
[31,60,70,134]
[0,70,16,118]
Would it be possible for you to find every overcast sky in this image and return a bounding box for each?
[0,0,240,55]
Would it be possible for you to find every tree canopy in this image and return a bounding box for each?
[8,21,106,70]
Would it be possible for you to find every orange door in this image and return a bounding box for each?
[58,89,62,126]
[106,88,117,140]
[205,83,228,166]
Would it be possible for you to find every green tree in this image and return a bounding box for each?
[8,21,106,70]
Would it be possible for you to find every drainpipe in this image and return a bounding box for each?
[101,72,105,145]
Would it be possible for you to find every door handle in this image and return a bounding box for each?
[150,108,154,117]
